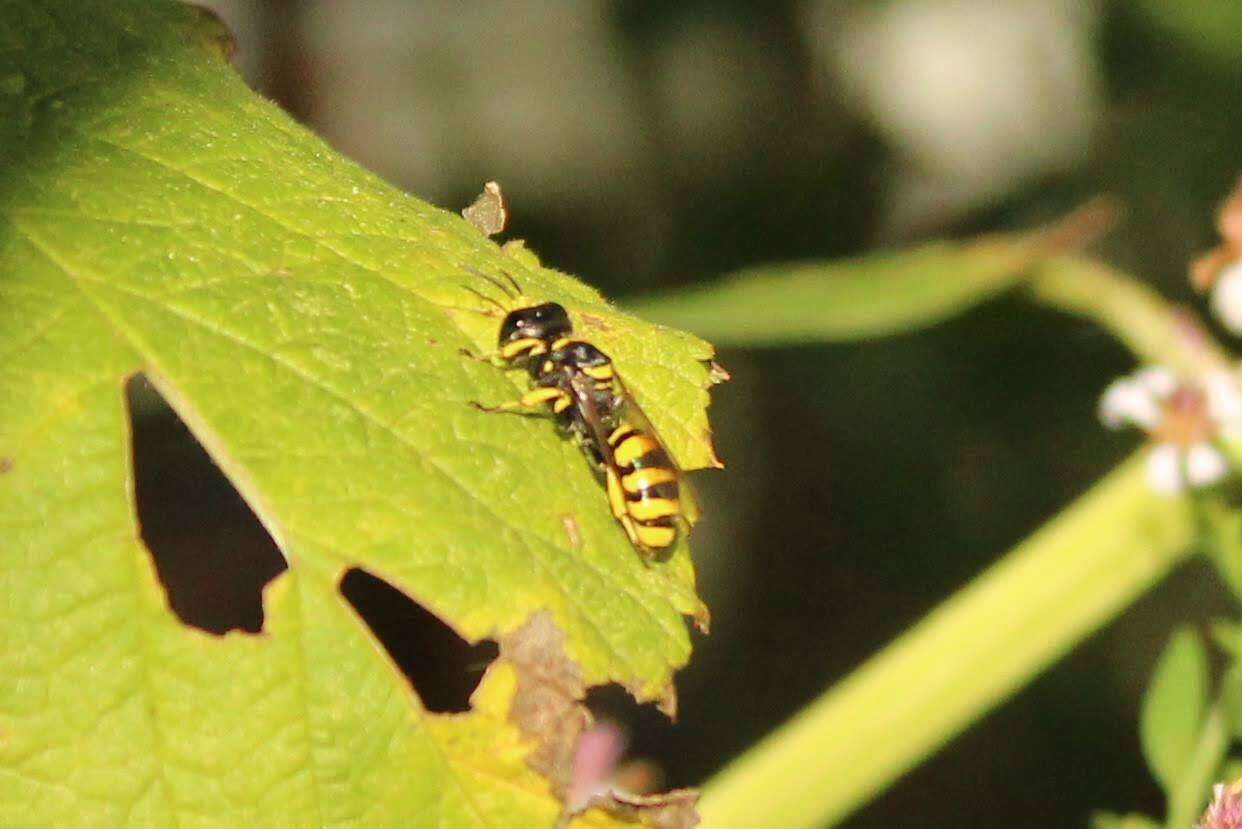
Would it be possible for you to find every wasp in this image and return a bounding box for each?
[462,270,684,558]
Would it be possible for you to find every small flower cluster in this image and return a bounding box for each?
[1192,178,1242,334]
[1198,778,1242,829]
[1099,365,1242,494]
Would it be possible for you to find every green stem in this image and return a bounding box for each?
[698,454,1195,829]
[1029,256,1232,374]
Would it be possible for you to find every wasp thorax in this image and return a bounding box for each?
[498,302,572,346]
[561,341,608,367]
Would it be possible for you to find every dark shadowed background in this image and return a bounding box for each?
[136,2,1242,825]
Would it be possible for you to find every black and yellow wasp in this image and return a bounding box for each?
[462,270,684,558]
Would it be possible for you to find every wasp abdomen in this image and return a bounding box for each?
[607,423,681,550]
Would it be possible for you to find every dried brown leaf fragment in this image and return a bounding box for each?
[463,181,509,237]
[498,613,700,827]
[501,612,591,795]
[577,788,700,829]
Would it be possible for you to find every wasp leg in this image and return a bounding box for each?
[605,467,656,562]
[460,336,549,364]
[605,466,629,521]
[459,347,506,365]
[468,400,538,415]
[470,386,573,415]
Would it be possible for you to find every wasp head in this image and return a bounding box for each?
[498,302,572,346]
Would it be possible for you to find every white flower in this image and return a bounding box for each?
[1146,441,1228,495]
[1099,365,1239,495]
[1211,260,1242,335]
[1098,366,1174,431]
[1143,444,1182,495]
[1187,442,1230,486]
[1205,367,1242,433]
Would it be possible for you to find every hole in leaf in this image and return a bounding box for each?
[127,373,286,634]
[340,568,497,713]
[583,684,679,792]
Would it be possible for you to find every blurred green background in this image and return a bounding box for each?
[140,1,1242,825]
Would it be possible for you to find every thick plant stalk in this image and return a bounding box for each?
[699,454,1195,829]
[1029,256,1233,376]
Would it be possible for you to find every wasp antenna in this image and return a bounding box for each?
[464,264,520,300]
[458,283,507,314]
[497,268,522,298]
[447,303,499,320]
[479,270,519,300]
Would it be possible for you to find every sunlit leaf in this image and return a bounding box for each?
[0,2,713,824]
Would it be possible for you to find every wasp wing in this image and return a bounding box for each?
[603,372,699,526]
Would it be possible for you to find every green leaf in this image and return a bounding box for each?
[1165,701,1228,829]
[1141,628,1209,793]
[1213,619,1242,661]
[0,2,712,824]
[1091,813,1162,829]
[626,236,1042,347]
[1196,495,1242,604]
[1220,664,1242,739]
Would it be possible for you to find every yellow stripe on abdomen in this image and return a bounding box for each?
[628,497,680,522]
[613,433,658,467]
[608,424,636,446]
[633,523,676,548]
[621,467,678,493]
